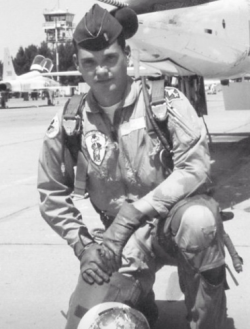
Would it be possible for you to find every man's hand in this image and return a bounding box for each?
[80,243,112,284]
[101,201,146,272]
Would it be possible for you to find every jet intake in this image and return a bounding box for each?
[0,83,8,91]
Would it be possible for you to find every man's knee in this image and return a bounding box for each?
[168,197,225,271]
[173,204,218,253]
[65,272,143,329]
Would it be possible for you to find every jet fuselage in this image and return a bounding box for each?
[125,0,250,78]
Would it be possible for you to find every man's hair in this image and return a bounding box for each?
[73,31,126,55]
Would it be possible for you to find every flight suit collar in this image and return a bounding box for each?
[84,77,140,113]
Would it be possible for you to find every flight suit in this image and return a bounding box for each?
[38,78,226,329]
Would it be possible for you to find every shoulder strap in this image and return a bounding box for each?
[141,77,172,152]
[63,94,84,117]
[61,93,90,197]
[62,93,86,163]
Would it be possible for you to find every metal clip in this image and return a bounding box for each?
[63,115,82,136]
[151,101,168,121]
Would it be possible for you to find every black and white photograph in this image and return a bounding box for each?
[0,0,249,328]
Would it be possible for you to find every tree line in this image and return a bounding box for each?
[0,41,83,85]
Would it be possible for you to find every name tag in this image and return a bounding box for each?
[120,117,146,136]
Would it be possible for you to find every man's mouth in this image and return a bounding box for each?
[96,78,113,84]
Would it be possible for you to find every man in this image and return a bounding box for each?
[38,4,227,329]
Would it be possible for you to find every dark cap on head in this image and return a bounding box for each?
[73,4,138,51]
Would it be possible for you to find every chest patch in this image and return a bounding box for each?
[85,131,107,166]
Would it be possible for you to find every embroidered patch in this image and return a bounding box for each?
[46,115,59,138]
[85,131,107,166]
[165,88,181,102]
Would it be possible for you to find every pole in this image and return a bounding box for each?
[55,18,60,82]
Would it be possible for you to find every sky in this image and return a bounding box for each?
[0,0,112,62]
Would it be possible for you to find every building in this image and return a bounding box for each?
[43,9,75,48]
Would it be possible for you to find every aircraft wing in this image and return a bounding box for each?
[41,71,82,77]
[124,0,218,15]
[133,59,193,76]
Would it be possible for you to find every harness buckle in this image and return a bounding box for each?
[63,114,82,136]
[151,101,168,121]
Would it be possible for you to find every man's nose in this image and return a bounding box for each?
[96,66,109,77]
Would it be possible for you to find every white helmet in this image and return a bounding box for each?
[78,302,150,329]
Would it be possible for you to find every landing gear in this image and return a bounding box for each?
[47,91,55,106]
[0,91,8,109]
[42,90,55,106]
[176,75,207,116]
[175,75,212,146]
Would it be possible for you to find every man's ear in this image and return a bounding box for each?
[73,54,79,70]
[124,45,131,57]
[124,45,131,66]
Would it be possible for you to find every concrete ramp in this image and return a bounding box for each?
[222,81,250,110]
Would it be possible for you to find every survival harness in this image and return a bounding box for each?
[61,78,173,190]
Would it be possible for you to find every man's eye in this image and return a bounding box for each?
[82,60,95,68]
[105,55,117,65]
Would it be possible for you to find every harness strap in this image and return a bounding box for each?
[151,78,165,103]
[141,77,172,153]
[62,94,86,136]
[63,94,89,197]
[74,151,88,197]
[151,78,168,121]
[61,94,87,187]
[63,94,84,116]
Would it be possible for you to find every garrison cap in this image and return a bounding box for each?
[73,4,138,51]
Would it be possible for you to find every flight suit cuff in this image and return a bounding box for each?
[141,193,170,219]
[73,240,86,259]
[72,226,95,260]
[133,199,159,218]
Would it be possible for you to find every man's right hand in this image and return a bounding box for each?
[80,243,112,284]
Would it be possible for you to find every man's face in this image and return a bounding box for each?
[76,40,128,100]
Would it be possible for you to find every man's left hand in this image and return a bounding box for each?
[101,201,146,272]
[80,242,112,284]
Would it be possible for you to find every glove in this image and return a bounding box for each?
[101,201,146,271]
[80,243,112,284]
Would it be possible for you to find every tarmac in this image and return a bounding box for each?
[0,92,249,329]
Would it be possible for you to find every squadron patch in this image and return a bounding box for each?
[165,88,181,102]
[85,131,107,166]
[46,115,60,138]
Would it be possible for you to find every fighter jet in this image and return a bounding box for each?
[41,0,250,113]
[96,0,250,113]
[0,48,61,108]
[119,0,250,79]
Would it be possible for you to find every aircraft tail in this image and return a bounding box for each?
[3,48,17,80]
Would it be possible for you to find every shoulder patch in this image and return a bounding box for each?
[165,88,182,102]
[46,115,60,138]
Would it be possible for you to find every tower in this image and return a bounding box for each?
[43,8,75,75]
[43,9,75,46]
